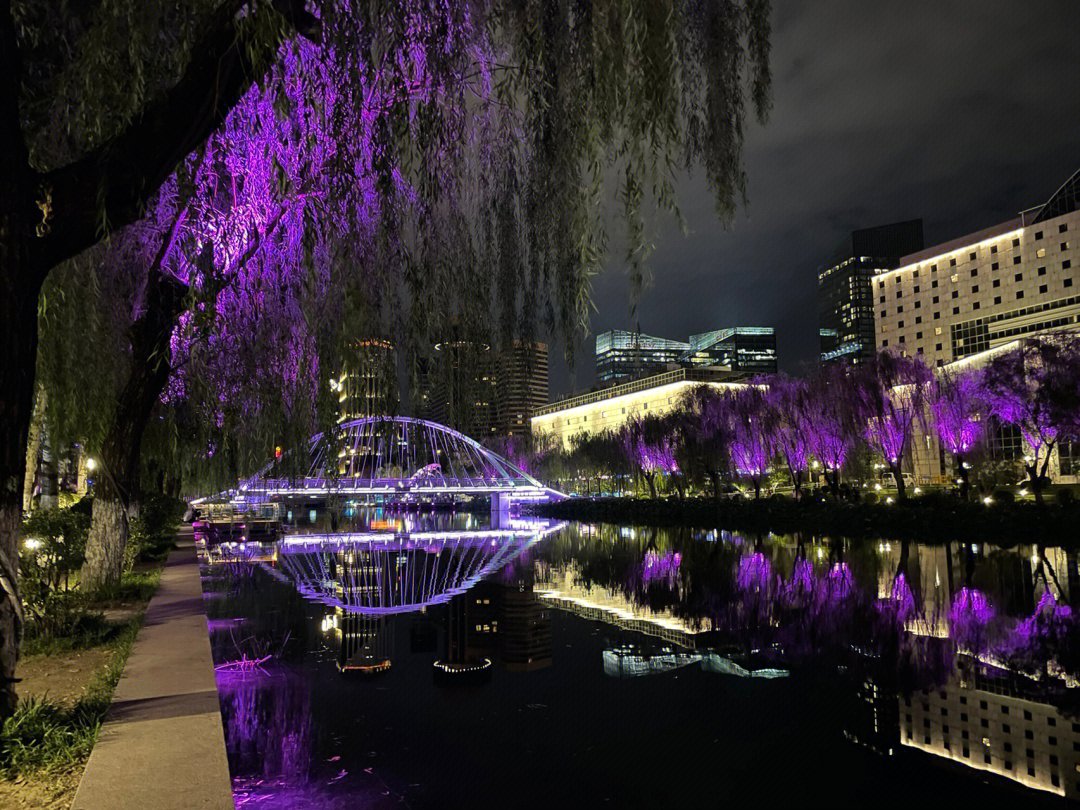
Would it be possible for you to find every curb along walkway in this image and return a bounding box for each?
[72,526,234,810]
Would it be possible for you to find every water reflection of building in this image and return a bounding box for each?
[536,563,709,649]
[438,577,553,674]
[331,609,392,674]
[602,646,788,680]
[903,657,1080,799]
[876,541,1073,638]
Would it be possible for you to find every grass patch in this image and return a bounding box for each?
[1,619,141,779]
[88,567,164,608]
[19,567,164,657]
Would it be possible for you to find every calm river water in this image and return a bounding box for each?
[197,508,1078,808]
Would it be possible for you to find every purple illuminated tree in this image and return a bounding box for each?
[620,416,679,500]
[982,336,1080,504]
[678,385,732,501]
[802,362,861,498]
[726,386,773,499]
[1,1,774,715]
[852,351,932,501]
[927,367,985,500]
[760,375,811,498]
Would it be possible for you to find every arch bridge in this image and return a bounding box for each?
[230,416,562,507]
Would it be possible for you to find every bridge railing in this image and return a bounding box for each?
[243,476,544,492]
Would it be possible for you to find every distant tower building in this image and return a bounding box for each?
[494,340,549,439]
[420,334,497,438]
[819,219,924,365]
[335,339,396,422]
[595,327,776,383]
[682,328,777,376]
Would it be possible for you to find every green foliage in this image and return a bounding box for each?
[19,508,89,639]
[123,492,185,570]
[993,490,1016,504]
[1056,488,1076,505]
[0,619,140,778]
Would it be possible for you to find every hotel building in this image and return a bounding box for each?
[872,170,1080,484]
[873,170,1079,367]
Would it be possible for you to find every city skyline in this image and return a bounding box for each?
[547,0,1080,398]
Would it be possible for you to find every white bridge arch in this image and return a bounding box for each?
[236,416,561,502]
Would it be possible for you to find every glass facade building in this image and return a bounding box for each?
[819,220,924,365]
[595,327,777,383]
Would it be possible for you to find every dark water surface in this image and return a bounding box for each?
[198,509,1078,808]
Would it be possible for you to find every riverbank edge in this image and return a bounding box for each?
[71,526,233,810]
[526,496,1080,543]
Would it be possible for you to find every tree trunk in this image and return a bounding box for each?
[889,461,907,501]
[21,387,45,513]
[645,472,657,500]
[0,249,43,719]
[38,430,58,510]
[80,270,187,592]
[955,453,970,501]
[826,468,841,499]
[706,470,722,503]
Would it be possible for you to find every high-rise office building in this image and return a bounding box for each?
[418,335,498,438]
[494,340,549,440]
[595,327,777,383]
[334,339,396,422]
[418,336,548,440]
[819,219,925,365]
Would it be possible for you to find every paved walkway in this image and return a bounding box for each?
[73,527,234,810]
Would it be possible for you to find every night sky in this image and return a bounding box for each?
[549,0,1080,397]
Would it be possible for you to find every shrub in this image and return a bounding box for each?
[20,508,91,639]
[993,490,1015,504]
[1057,488,1076,505]
[863,492,879,505]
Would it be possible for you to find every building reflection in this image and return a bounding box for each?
[435,571,553,680]
[535,561,710,648]
[330,610,392,674]
[902,655,1080,799]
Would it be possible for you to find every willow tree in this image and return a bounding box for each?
[2,0,772,715]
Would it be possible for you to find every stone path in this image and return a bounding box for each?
[72,527,234,810]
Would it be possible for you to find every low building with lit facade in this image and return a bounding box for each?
[530,367,748,451]
[819,219,925,366]
[595,327,776,384]
[903,660,1080,800]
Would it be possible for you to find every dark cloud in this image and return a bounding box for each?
[549,0,1080,396]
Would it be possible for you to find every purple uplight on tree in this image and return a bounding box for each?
[928,367,985,500]
[760,375,811,498]
[802,362,860,498]
[982,336,1080,504]
[854,351,932,501]
[621,416,679,499]
[948,587,995,654]
[726,386,773,499]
